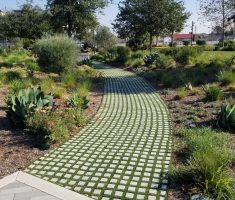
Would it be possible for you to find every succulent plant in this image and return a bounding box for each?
[217,102,235,131]
[6,87,54,125]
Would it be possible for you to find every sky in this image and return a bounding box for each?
[0,0,211,34]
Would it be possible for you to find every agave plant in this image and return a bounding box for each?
[217,102,235,131]
[6,87,54,125]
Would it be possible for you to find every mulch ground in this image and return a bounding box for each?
[0,80,104,179]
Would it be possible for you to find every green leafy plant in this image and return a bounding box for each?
[68,93,89,109]
[217,101,235,131]
[82,58,93,67]
[34,35,79,73]
[25,59,39,77]
[218,70,235,86]
[175,87,187,100]
[203,84,223,101]
[144,52,160,66]
[6,87,54,125]
[170,128,235,199]
[4,71,21,83]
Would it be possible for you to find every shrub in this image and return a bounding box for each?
[9,80,26,95]
[203,84,223,101]
[25,59,39,77]
[82,58,93,67]
[131,51,146,59]
[62,71,77,89]
[90,53,104,61]
[4,71,21,83]
[217,101,235,131]
[175,87,187,100]
[40,77,56,94]
[156,54,175,68]
[6,87,54,125]
[26,107,87,145]
[174,46,204,65]
[218,70,235,85]
[196,40,206,46]
[171,128,235,199]
[144,52,160,66]
[182,40,190,46]
[68,93,89,109]
[223,40,235,51]
[116,46,131,64]
[26,110,69,145]
[34,35,79,73]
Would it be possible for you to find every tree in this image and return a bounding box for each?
[95,26,117,50]
[166,1,190,47]
[47,0,110,38]
[113,0,188,52]
[198,0,235,47]
[0,3,51,41]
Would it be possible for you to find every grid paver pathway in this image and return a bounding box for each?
[25,63,172,200]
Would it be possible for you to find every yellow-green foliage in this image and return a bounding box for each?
[170,128,235,199]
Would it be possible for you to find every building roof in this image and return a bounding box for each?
[173,34,193,39]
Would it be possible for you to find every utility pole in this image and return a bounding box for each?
[191,21,195,46]
[222,0,225,48]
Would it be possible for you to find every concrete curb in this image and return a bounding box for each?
[0,171,93,200]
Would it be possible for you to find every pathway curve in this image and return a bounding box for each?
[25,63,172,200]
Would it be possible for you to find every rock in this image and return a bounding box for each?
[188,123,196,128]
[191,194,210,200]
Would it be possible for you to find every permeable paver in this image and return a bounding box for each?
[25,63,172,200]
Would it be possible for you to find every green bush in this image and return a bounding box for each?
[175,87,187,100]
[223,40,235,51]
[160,46,204,65]
[82,58,93,67]
[4,71,21,83]
[203,84,223,101]
[26,107,87,145]
[68,92,89,109]
[116,46,131,64]
[174,46,204,65]
[144,52,160,66]
[34,36,79,73]
[171,128,235,199]
[183,40,190,46]
[196,40,206,46]
[156,54,175,68]
[90,53,104,61]
[218,70,235,85]
[25,59,39,77]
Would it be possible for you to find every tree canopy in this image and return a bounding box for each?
[198,0,235,46]
[113,0,188,51]
[47,0,110,38]
[95,26,117,50]
[0,4,51,40]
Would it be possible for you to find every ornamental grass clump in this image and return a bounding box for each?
[170,128,235,199]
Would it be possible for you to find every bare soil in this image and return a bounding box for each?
[0,80,104,179]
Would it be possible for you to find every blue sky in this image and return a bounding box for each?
[0,0,211,33]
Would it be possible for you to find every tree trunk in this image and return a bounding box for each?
[149,33,153,52]
[171,31,174,47]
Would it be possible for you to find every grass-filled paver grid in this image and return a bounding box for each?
[25,63,172,200]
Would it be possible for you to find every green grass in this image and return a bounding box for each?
[170,128,235,199]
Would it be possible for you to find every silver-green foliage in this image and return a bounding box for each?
[217,102,235,131]
[34,35,79,73]
[6,87,54,125]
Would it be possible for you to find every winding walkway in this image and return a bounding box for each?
[25,63,172,200]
